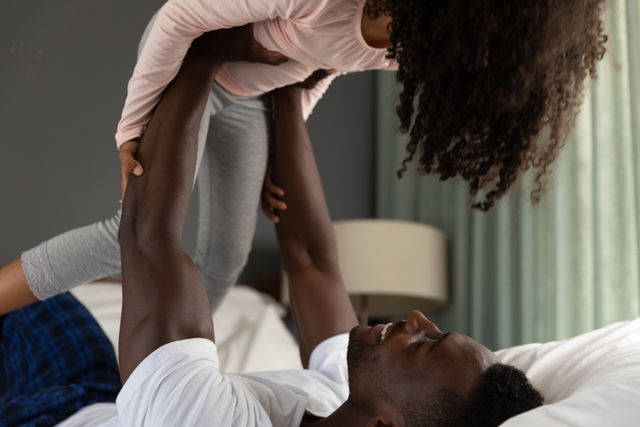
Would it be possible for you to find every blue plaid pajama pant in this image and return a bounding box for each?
[0,292,121,427]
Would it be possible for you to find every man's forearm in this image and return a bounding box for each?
[272,87,358,365]
[121,46,221,238]
[117,43,221,382]
[271,89,338,271]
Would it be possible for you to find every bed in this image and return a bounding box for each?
[498,318,640,426]
[72,282,640,426]
[71,281,302,373]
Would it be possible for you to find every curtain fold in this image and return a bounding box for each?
[375,1,640,349]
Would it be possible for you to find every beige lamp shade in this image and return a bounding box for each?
[282,219,448,319]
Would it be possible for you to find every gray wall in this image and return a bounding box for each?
[0,0,375,283]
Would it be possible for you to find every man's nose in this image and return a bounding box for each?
[405,310,442,336]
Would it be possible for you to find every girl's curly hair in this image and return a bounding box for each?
[367,0,607,210]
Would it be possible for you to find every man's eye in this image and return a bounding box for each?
[410,338,429,354]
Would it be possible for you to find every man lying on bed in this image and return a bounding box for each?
[0,27,543,426]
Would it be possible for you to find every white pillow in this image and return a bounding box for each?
[497,318,640,426]
[71,282,302,373]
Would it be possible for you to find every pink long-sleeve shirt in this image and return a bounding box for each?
[115,0,398,148]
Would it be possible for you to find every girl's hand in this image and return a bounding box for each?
[261,164,287,223]
[262,69,333,222]
[120,24,288,199]
[119,139,143,198]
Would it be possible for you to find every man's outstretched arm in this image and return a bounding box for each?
[117,27,283,383]
[272,86,359,367]
[117,38,220,383]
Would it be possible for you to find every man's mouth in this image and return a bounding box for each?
[379,322,393,344]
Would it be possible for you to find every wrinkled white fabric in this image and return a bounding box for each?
[58,334,349,427]
[498,318,640,427]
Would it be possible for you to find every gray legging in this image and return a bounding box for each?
[21,82,270,311]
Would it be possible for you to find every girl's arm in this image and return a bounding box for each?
[115,0,318,148]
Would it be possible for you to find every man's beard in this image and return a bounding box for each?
[347,328,380,390]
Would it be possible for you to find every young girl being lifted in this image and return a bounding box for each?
[0,0,607,315]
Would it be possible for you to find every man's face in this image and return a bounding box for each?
[346,310,497,416]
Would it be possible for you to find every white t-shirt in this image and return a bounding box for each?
[58,334,349,427]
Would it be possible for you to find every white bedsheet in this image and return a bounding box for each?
[71,282,302,373]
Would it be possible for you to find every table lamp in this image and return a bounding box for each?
[282,219,448,324]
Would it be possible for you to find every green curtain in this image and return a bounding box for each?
[375,1,640,350]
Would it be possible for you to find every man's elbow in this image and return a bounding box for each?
[279,240,339,277]
[118,195,181,256]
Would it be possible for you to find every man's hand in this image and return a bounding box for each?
[195,23,288,65]
[119,24,289,197]
[119,139,143,198]
[291,69,335,90]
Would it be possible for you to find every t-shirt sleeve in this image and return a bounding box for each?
[115,338,234,426]
[300,73,339,121]
[115,0,319,148]
[308,333,350,387]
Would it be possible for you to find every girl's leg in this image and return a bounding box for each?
[2,88,265,315]
[195,93,271,311]
[0,260,36,314]
[0,211,124,316]
[0,94,212,316]
[0,10,213,316]
[19,210,123,302]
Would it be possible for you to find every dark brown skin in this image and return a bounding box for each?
[271,87,360,367]
[269,87,497,426]
[118,24,288,196]
[0,260,35,315]
[344,312,497,426]
[115,24,498,425]
[116,25,287,383]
